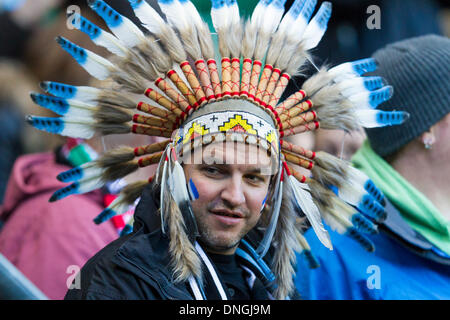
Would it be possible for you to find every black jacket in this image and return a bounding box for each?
[65,184,299,300]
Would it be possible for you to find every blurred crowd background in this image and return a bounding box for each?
[0,0,448,299]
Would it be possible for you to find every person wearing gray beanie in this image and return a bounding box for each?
[295,34,450,300]
[366,34,450,158]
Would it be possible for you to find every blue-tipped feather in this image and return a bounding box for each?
[302,1,332,50]
[359,195,387,222]
[333,182,385,221]
[120,224,133,236]
[30,93,70,115]
[349,85,394,109]
[88,0,145,48]
[49,182,80,202]
[57,167,84,182]
[277,0,306,33]
[57,163,104,183]
[56,36,114,80]
[40,81,100,102]
[336,76,385,98]
[51,175,104,202]
[292,0,317,37]
[329,58,377,81]
[356,109,410,128]
[347,166,386,206]
[30,93,95,117]
[26,116,65,135]
[301,249,320,269]
[346,227,375,252]
[351,213,378,235]
[40,82,77,99]
[69,12,127,57]
[353,57,377,75]
[94,207,116,224]
[26,115,95,139]
[363,76,385,91]
[364,180,386,206]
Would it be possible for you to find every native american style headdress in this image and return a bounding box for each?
[27,0,409,299]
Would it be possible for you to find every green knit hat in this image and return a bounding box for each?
[365,34,450,158]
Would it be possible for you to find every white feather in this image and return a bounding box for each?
[290,176,333,250]
[81,50,116,80]
[60,118,96,139]
[302,2,332,50]
[130,0,165,35]
[71,86,102,103]
[159,0,189,32]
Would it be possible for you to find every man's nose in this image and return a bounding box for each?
[220,175,246,208]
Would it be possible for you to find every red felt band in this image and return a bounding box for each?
[131,124,138,133]
[197,97,207,105]
[240,91,249,96]
[314,121,320,129]
[263,64,273,71]
[207,59,217,65]
[248,93,255,100]
[155,78,163,86]
[207,95,216,100]
[195,59,205,66]
[281,74,291,81]
[148,176,154,183]
[132,114,139,123]
[273,68,281,75]
[243,58,252,64]
[138,158,144,167]
[231,58,240,63]
[180,61,190,68]
[253,61,262,67]
[311,110,317,120]
[308,161,313,170]
[133,147,139,156]
[185,105,193,115]
[311,151,316,160]
[231,92,240,97]
[167,70,176,77]
[221,58,231,63]
[144,88,152,97]
[215,93,223,99]
[137,101,143,110]
[222,91,232,96]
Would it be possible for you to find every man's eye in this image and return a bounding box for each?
[201,166,222,176]
[245,174,265,184]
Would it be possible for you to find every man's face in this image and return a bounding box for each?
[183,142,272,255]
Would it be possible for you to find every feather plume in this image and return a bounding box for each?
[128,0,165,35]
[302,1,332,50]
[94,180,148,224]
[40,81,101,103]
[68,12,127,57]
[56,36,116,80]
[289,174,332,249]
[30,93,96,118]
[87,0,146,48]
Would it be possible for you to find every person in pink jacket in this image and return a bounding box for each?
[0,146,118,300]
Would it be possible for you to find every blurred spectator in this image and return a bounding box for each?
[314,129,365,161]
[295,35,450,300]
[0,0,160,299]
